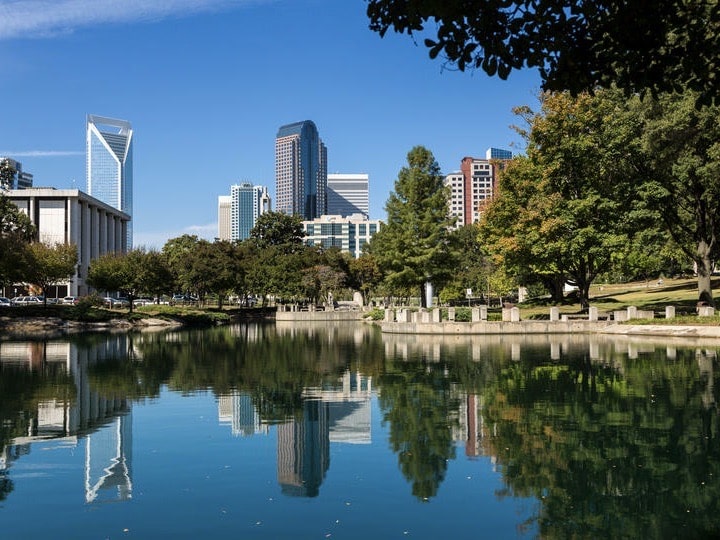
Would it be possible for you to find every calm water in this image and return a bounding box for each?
[0,322,719,539]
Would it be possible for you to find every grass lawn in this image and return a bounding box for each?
[519,277,720,324]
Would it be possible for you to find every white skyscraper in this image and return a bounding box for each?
[327,173,369,219]
[86,115,133,249]
[217,195,231,241]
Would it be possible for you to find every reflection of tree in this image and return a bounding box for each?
[482,347,720,539]
[378,359,460,500]
[88,324,386,424]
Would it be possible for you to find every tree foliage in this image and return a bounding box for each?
[366,0,720,105]
[632,90,720,305]
[0,194,34,288]
[26,242,78,304]
[369,146,453,307]
[481,90,642,307]
[250,211,305,251]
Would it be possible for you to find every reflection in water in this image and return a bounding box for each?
[0,324,719,538]
[0,337,133,504]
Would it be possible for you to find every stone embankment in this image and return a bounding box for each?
[0,316,181,340]
[378,304,720,339]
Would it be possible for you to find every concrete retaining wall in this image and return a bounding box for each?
[275,311,362,322]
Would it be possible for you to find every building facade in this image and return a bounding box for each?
[275,121,327,220]
[229,183,271,241]
[217,195,232,241]
[86,115,133,249]
[445,148,513,228]
[6,188,130,297]
[302,214,381,258]
[0,157,33,190]
[326,173,369,219]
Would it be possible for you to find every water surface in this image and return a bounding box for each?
[1,323,718,539]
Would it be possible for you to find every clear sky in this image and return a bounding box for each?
[0,0,541,248]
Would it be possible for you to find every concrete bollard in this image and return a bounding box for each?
[448,307,456,321]
[699,306,715,317]
[384,308,395,322]
[665,306,675,319]
[510,307,520,322]
[550,307,560,321]
[627,306,637,320]
[588,306,598,321]
[396,309,408,323]
[420,310,431,323]
[431,308,441,323]
[479,305,488,320]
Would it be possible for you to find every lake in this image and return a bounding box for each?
[0,322,718,539]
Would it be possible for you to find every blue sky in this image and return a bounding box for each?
[0,0,541,248]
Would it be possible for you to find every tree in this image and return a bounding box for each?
[26,242,78,304]
[634,90,720,305]
[0,194,35,289]
[366,0,720,105]
[348,253,383,305]
[369,146,454,307]
[86,252,129,299]
[0,158,16,190]
[250,211,305,251]
[482,90,642,308]
[162,234,199,295]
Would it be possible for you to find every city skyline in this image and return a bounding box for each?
[0,1,540,248]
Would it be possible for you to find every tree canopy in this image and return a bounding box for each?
[369,146,453,307]
[366,0,720,104]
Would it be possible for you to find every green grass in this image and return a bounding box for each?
[519,277,720,324]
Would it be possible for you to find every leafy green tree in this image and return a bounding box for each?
[134,249,174,302]
[348,253,383,305]
[86,252,127,298]
[633,90,720,306]
[442,224,493,304]
[369,146,454,307]
[185,240,239,307]
[480,155,568,302]
[0,158,16,190]
[26,242,78,304]
[162,234,200,294]
[483,91,642,308]
[0,194,34,289]
[366,0,720,104]
[250,211,305,251]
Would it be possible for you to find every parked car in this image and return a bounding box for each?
[61,296,78,305]
[133,298,154,306]
[103,296,129,308]
[171,294,197,305]
[0,297,11,307]
[11,296,42,306]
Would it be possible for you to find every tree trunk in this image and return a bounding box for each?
[420,284,427,308]
[697,240,715,307]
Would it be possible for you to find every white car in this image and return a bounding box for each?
[0,297,11,307]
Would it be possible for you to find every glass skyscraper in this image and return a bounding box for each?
[230,183,271,241]
[86,115,133,249]
[275,120,327,220]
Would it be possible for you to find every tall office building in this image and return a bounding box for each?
[217,195,232,241]
[445,148,512,228]
[327,173,369,218]
[230,183,271,241]
[275,121,327,220]
[86,115,133,250]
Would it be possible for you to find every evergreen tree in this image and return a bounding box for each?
[370,146,453,307]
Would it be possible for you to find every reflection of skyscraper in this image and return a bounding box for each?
[218,391,269,436]
[85,413,133,503]
[277,400,329,497]
[86,115,134,249]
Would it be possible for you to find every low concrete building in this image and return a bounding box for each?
[302,214,382,258]
[6,188,130,297]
